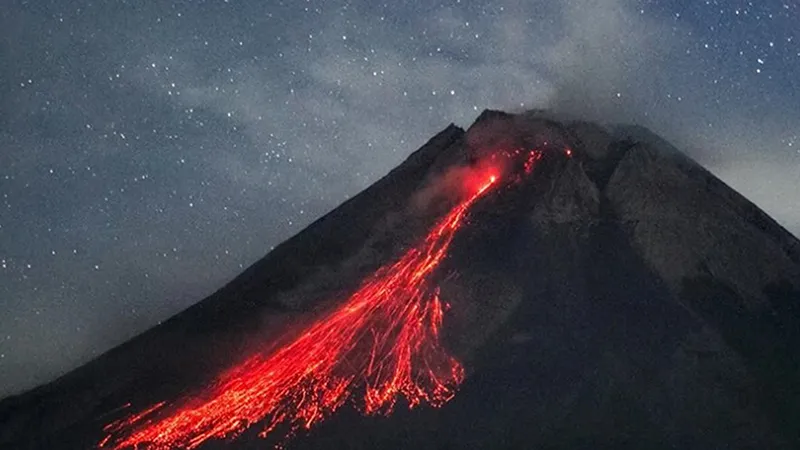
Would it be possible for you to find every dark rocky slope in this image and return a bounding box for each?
[1,110,798,449]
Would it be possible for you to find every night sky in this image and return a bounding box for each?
[1,0,798,398]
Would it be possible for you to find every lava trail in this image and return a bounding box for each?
[100,170,502,449]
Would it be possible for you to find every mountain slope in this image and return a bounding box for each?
[1,109,798,450]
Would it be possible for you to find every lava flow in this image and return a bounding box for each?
[99,167,506,450]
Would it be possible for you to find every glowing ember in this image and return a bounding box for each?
[523,151,543,174]
[99,168,505,450]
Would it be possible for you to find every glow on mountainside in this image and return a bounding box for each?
[99,148,553,449]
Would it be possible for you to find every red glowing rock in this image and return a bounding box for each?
[99,171,504,450]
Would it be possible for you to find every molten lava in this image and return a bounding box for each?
[99,167,507,449]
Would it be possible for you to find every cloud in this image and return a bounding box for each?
[537,0,686,123]
[139,0,798,238]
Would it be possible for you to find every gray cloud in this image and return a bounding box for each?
[173,0,798,239]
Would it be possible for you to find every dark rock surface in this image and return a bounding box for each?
[1,110,798,449]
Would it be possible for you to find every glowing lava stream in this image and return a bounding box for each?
[100,172,501,450]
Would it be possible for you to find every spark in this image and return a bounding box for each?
[99,147,554,449]
[99,168,506,450]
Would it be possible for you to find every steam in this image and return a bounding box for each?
[537,0,685,125]
[410,162,498,214]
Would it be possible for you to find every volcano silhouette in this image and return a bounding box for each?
[1,110,799,450]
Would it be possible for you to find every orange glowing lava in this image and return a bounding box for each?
[99,170,502,450]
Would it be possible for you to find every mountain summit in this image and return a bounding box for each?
[2,110,799,449]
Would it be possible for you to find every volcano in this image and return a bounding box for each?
[1,109,799,450]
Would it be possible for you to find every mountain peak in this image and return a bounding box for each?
[2,110,799,450]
